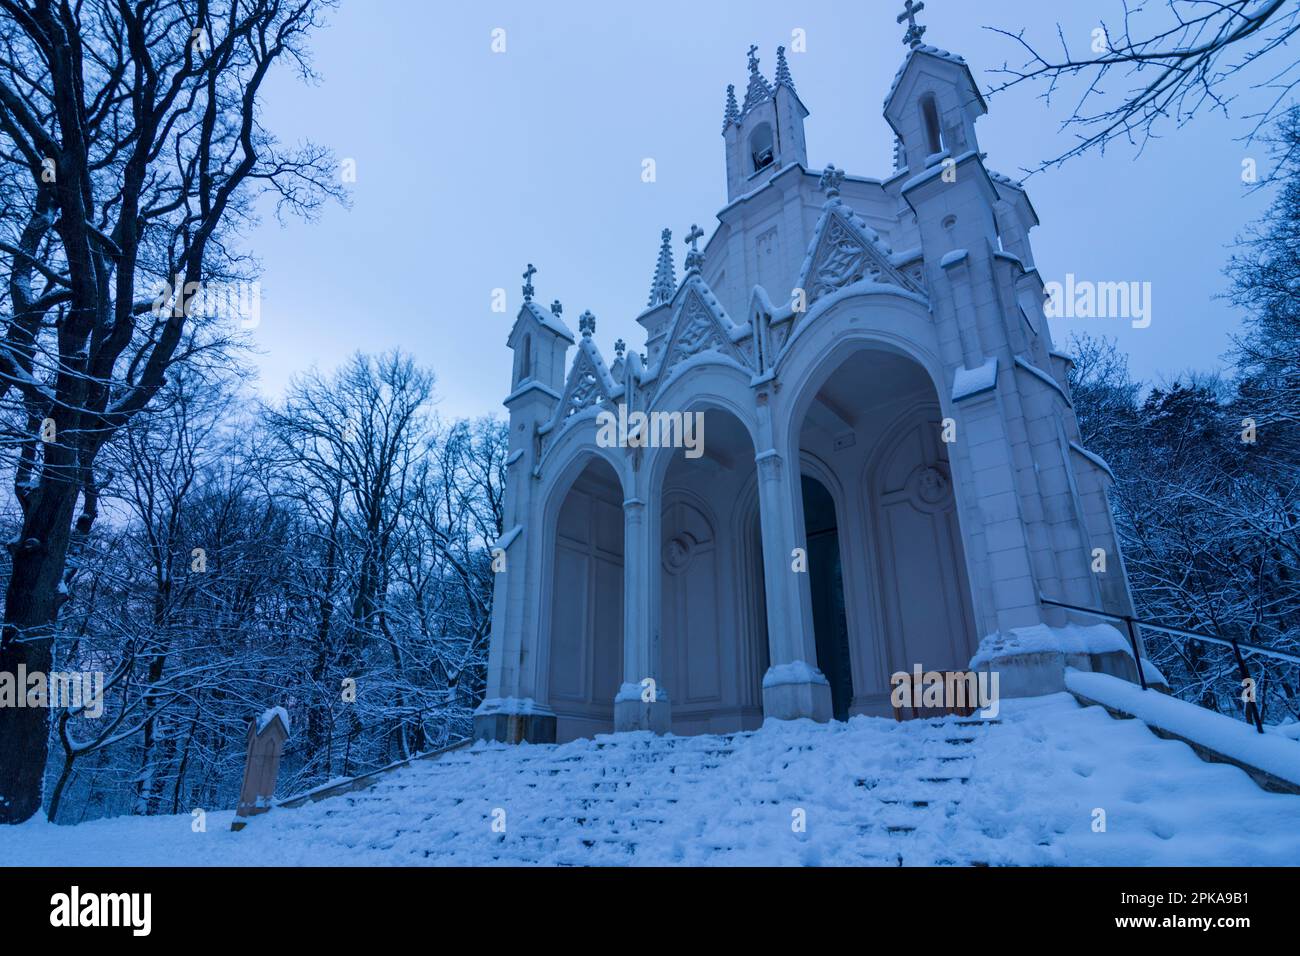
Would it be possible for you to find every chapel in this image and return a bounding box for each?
[475,8,1138,744]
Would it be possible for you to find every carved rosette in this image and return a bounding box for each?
[904,463,953,514]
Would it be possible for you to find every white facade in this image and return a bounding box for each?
[475,40,1139,745]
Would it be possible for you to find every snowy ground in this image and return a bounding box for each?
[3,693,1298,866]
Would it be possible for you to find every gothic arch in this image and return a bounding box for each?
[536,451,627,741]
[861,397,978,687]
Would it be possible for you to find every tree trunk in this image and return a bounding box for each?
[0,483,78,823]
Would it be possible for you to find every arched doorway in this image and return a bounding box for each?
[801,474,852,721]
[795,347,978,716]
[545,456,624,742]
[657,407,767,734]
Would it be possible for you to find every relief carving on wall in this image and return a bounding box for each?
[667,294,726,369]
[905,463,953,514]
[661,533,696,574]
[808,216,883,300]
[566,368,601,416]
[803,211,925,306]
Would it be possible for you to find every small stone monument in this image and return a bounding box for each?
[231,707,290,831]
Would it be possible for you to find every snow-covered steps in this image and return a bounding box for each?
[6,693,1300,866]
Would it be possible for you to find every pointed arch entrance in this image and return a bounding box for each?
[795,345,978,717]
[543,456,624,742]
[656,407,768,734]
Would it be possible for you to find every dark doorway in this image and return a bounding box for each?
[801,475,853,721]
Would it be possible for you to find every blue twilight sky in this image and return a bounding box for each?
[244,0,1280,419]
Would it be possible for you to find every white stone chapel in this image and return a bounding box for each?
[475,11,1140,745]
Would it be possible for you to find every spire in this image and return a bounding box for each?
[648,228,676,307]
[722,84,739,133]
[740,44,773,114]
[897,0,927,49]
[683,224,705,274]
[774,45,795,93]
[578,310,596,338]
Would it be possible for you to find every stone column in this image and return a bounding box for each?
[614,496,670,732]
[754,447,832,722]
[473,471,557,744]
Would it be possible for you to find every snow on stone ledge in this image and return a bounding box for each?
[1066,669,1300,790]
[951,357,998,402]
[762,660,829,688]
[475,696,547,717]
[970,622,1131,669]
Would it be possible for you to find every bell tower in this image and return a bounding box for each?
[722,45,808,201]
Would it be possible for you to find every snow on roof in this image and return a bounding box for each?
[522,301,575,343]
[988,169,1025,190]
[257,706,290,736]
[884,45,971,108]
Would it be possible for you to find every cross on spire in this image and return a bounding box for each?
[897,0,926,49]
[747,44,760,72]
[522,263,537,302]
[819,164,845,199]
[684,224,705,274]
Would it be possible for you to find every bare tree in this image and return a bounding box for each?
[987,1,1300,173]
[0,0,341,824]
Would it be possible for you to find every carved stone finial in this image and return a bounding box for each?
[723,84,740,132]
[578,310,596,338]
[522,263,537,302]
[819,164,846,199]
[747,44,760,73]
[614,338,626,358]
[775,45,795,93]
[897,0,927,49]
[550,299,562,316]
[648,228,676,306]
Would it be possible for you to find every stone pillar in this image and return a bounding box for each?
[754,447,832,722]
[231,710,289,831]
[614,496,670,732]
[473,487,557,745]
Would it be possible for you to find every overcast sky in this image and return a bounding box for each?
[244,0,1278,419]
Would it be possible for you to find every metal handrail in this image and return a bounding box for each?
[1037,594,1298,734]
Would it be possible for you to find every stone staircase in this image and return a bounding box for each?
[247,713,1011,866]
[8,693,1298,866]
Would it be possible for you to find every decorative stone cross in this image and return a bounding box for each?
[819,164,845,199]
[522,263,537,302]
[684,224,705,273]
[747,44,759,72]
[897,0,926,49]
[579,309,596,338]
